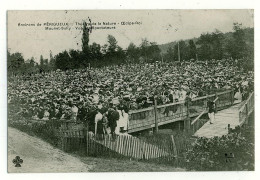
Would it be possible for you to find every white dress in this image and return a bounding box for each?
[115,110,123,134]
[122,112,129,131]
[234,90,242,103]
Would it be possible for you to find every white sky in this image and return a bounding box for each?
[8,10,254,62]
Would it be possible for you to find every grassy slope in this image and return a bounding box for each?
[77,155,185,172]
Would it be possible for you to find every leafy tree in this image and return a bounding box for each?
[116,46,127,64]
[49,50,56,70]
[90,42,102,64]
[173,40,188,61]
[148,42,161,62]
[107,35,118,54]
[29,57,36,67]
[140,38,149,62]
[197,33,213,60]
[103,35,126,65]
[139,39,161,63]
[81,21,90,54]
[54,50,72,71]
[225,23,247,59]
[127,42,140,63]
[164,46,174,62]
[68,49,82,69]
[211,29,224,60]
[188,40,197,60]
[232,23,247,58]
[40,55,44,66]
[7,51,25,74]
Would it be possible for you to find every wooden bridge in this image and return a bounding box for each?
[128,90,235,133]
[58,90,254,162]
[193,92,254,138]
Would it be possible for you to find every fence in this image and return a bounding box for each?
[239,92,254,125]
[59,121,193,167]
[128,90,234,133]
[190,96,219,135]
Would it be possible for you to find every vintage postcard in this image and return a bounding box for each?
[7,10,254,172]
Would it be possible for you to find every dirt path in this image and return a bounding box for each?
[8,127,92,173]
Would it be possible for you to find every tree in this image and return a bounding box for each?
[140,38,149,62]
[81,21,90,54]
[228,23,247,59]
[196,33,213,60]
[28,57,36,69]
[116,46,126,64]
[40,55,44,66]
[211,29,224,60]
[127,42,140,63]
[164,46,174,62]
[188,40,197,60]
[7,51,25,74]
[107,35,118,54]
[148,42,161,62]
[90,42,102,63]
[49,50,56,70]
[173,40,188,61]
[54,50,72,71]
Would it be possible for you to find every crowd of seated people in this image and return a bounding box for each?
[8,59,253,134]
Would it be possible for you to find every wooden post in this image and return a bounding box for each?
[154,97,159,133]
[184,98,191,134]
[94,122,97,136]
[215,92,218,112]
[231,89,234,105]
[228,124,230,133]
[245,103,248,126]
[153,96,159,133]
[171,135,178,165]
[171,135,178,157]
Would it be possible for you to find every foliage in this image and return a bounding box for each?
[185,126,254,171]
[126,42,140,63]
[82,21,90,54]
[197,29,224,60]
[9,119,61,147]
[7,23,254,74]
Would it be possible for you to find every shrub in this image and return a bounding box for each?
[185,126,254,171]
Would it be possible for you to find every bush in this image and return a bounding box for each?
[185,126,254,171]
[9,119,62,147]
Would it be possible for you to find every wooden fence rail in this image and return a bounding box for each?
[59,124,193,167]
[128,90,234,133]
[239,92,254,125]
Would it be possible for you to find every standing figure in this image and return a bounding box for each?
[207,100,216,124]
[71,103,78,122]
[94,109,103,135]
[121,109,129,133]
[109,106,120,140]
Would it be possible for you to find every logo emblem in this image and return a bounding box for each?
[13,156,23,167]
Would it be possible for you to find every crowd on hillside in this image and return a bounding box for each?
[8,59,253,135]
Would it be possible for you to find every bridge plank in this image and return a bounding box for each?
[194,102,245,138]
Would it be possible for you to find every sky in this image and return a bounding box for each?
[7,10,254,62]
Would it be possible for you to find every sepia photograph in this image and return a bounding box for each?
[7,10,254,173]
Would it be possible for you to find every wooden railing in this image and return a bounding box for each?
[128,90,234,133]
[190,97,218,134]
[239,92,254,125]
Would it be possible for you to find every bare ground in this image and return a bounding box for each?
[8,127,92,173]
[8,127,184,172]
